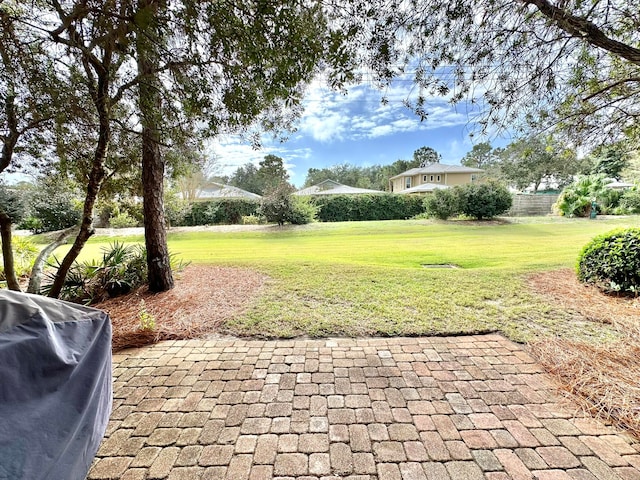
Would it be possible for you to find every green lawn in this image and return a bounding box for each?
[71,216,639,343]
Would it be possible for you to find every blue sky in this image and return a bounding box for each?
[210,79,512,187]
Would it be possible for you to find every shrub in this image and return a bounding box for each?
[17,216,42,232]
[314,194,424,222]
[118,199,144,225]
[577,228,640,295]
[95,200,117,228]
[241,214,263,225]
[110,211,138,228]
[619,187,640,214]
[43,242,148,303]
[259,184,304,226]
[455,181,512,220]
[423,188,459,220]
[554,174,613,217]
[30,188,81,233]
[184,199,259,225]
[164,190,191,227]
[0,236,38,280]
[288,196,318,225]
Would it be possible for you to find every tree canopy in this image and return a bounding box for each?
[413,146,441,166]
[496,136,585,192]
[357,0,640,143]
[461,142,498,170]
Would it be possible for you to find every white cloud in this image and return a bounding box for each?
[208,136,311,179]
[293,78,470,144]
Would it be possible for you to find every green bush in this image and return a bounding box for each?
[42,242,147,303]
[455,181,512,220]
[95,200,117,228]
[0,236,38,280]
[42,241,188,304]
[17,216,42,232]
[164,190,191,227]
[29,188,81,233]
[554,174,614,217]
[423,188,459,220]
[577,228,640,295]
[110,211,138,228]
[118,199,144,225]
[241,214,263,225]
[184,199,259,225]
[259,184,317,226]
[619,187,640,214]
[288,196,318,225]
[313,194,424,222]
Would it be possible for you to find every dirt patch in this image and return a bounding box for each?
[527,268,640,438]
[94,265,268,351]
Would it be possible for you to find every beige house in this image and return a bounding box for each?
[389,163,484,194]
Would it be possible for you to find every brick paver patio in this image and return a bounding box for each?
[87,334,640,479]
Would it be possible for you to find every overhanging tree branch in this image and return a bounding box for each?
[522,0,640,65]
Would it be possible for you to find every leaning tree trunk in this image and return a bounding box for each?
[47,78,110,298]
[0,213,20,291]
[27,226,78,294]
[136,0,173,292]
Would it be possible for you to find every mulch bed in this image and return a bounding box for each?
[527,268,640,439]
[94,265,267,351]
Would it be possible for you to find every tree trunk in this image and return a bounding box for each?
[47,78,110,298]
[136,0,173,292]
[27,226,78,294]
[0,213,20,291]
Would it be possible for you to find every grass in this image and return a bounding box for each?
[62,216,639,343]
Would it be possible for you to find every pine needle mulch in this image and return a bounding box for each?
[527,269,640,439]
[94,265,268,351]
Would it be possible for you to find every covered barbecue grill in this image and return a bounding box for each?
[0,290,112,480]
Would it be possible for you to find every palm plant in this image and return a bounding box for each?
[554,174,612,217]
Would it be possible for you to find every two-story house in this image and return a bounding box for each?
[389,163,484,194]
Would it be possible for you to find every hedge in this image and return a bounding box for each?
[182,199,259,225]
[312,194,425,222]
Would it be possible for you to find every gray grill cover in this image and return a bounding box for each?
[0,291,112,480]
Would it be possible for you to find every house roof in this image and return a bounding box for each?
[389,163,484,180]
[196,183,262,200]
[294,180,384,196]
[396,183,450,194]
[605,180,635,190]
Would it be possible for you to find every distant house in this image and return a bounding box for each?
[389,163,484,194]
[605,180,635,190]
[187,182,262,201]
[294,179,384,196]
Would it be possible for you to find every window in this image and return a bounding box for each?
[429,175,434,182]
[471,174,478,182]
[437,175,441,182]
[423,175,427,182]
[405,177,412,189]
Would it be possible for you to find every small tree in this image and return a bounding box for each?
[260,183,296,226]
[260,184,316,226]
